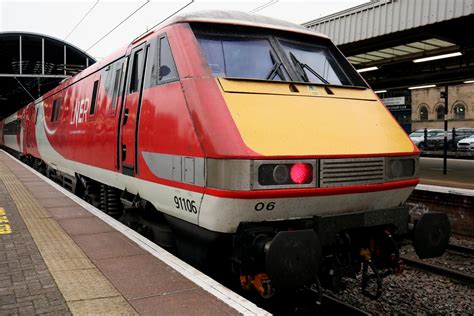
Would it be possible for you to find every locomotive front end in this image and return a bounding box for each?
[176,13,450,299]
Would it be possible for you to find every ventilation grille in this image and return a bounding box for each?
[320,157,385,188]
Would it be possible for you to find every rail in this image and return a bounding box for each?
[400,256,474,287]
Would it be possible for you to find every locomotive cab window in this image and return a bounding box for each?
[196,35,287,81]
[129,49,144,93]
[111,66,123,110]
[159,36,178,82]
[193,25,366,87]
[145,34,179,87]
[102,58,126,113]
[278,40,351,85]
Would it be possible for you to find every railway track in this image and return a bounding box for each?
[446,243,474,256]
[400,255,474,286]
[321,294,372,315]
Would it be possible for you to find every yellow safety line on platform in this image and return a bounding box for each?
[0,161,137,315]
[0,207,12,234]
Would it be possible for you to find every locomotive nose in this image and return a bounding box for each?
[265,230,322,289]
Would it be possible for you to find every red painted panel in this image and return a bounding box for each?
[137,81,204,180]
[180,78,260,158]
[41,70,119,171]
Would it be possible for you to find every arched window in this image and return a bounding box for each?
[453,103,466,120]
[419,105,428,121]
[436,105,445,120]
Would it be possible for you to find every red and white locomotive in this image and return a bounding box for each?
[1,11,449,298]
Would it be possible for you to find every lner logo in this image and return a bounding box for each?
[0,207,12,234]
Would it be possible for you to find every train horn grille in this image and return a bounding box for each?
[319,157,385,188]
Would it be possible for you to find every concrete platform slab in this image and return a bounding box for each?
[95,254,196,300]
[47,206,92,220]
[73,231,145,260]
[57,216,115,235]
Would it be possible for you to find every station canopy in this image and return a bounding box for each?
[304,0,474,90]
[0,32,95,119]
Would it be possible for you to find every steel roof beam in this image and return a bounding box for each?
[0,74,69,78]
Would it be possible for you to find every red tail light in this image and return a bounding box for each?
[290,163,312,184]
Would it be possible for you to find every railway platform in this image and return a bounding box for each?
[419,157,474,189]
[0,150,265,315]
[413,157,474,237]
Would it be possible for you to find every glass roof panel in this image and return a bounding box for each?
[358,54,384,61]
[423,38,455,47]
[363,54,385,60]
[350,55,374,62]
[347,57,361,64]
[366,51,394,58]
[405,42,430,50]
[397,45,422,53]
[416,42,439,50]
[392,45,421,53]
[379,48,409,56]
[346,38,457,66]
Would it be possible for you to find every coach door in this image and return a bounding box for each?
[119,44,147,176]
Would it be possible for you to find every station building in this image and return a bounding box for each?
[304,0,474,133]
[411,84,474,131]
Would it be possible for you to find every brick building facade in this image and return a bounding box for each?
[411,84,474,131]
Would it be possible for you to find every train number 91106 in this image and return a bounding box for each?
[174,196,198,214]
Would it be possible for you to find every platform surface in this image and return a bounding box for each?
[419,157,474,189]
[0,151,263,315]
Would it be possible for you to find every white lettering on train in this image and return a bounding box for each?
[70,99,90,126]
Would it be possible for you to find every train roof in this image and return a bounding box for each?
[166,10,328,39]
[31,10,329,107]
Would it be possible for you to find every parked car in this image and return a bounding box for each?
[457,135,474,151]
[425,131,454,150]
[413,128,474,151]
[409,129,443,150]
[454,128,474,141]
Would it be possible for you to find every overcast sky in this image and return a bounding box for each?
[0,0,366,59]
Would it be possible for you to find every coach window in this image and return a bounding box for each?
[90,80,99,115]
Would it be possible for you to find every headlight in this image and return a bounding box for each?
[206,159,317,190]
[258,163,313,186]
[385,156,418,181]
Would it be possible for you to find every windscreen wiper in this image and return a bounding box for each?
[289,52,330,85]
[266,50,284,80]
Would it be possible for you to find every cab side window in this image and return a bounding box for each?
[145,34,179,88]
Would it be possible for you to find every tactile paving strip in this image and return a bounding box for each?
[0,161,137,315]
